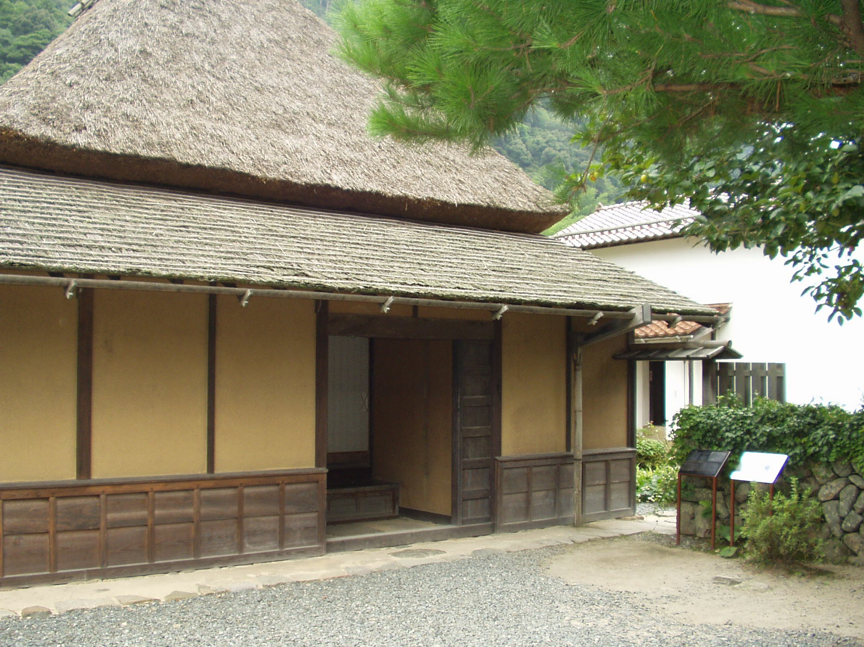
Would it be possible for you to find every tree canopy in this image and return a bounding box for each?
[0,0,72,84]
[337,0,864,321]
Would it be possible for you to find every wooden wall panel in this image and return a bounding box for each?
[495,453,575,531]
[580,448,637,522]
[0,469,325,586]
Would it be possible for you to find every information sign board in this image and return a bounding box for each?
[679,449,731,479]
[729,452,788,484]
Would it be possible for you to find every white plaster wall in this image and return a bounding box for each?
[593,238,864,412]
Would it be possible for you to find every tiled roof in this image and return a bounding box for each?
[635,319,704,339]
[553,201,699,249]
[634,304,731,339]
[0,167,716,316]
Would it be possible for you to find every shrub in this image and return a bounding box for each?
[741,478,824,564]
[636,425,670,469]
[636,464,677,506]
[637,436,668,469]
[671,395,864,470]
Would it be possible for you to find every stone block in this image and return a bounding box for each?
[693,507,713,538]
[839,484,860,517]
[21,607,51,619]
[823,500,843,538]
[849,474,864,489]
[811,463,835,485]
[116,595,158,606]
[715,496,730,521]
[842,532,864,556]
[679,501,698,536]
[799,476,821,495]
[841,511,863,534]
[163,591,197,602]
[833,460,853,478]
[734,481,751,504]
[852,490,864,515]
[823,538,850,563]
[818,478,849,502]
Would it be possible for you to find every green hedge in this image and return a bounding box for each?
[672,396,864,470]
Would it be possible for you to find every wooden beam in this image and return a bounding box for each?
[579,304,652,347]
[315,300,329,469]
[76,287,94,480]
[328,313,494,340]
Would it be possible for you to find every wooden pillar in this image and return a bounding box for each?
[76,286,94,480]
[570,326,584,525]
[315,300,329,469]
[206,294,217,474]
[701,359,718,405]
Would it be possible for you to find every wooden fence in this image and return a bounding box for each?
[713,362,785,405]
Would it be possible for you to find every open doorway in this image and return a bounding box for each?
[325,334,495,548]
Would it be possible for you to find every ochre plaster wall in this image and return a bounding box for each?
[0,285,78,482]
[215,297,316,471]
[501,314,567,456]
[372,339,452,516]
[91,291,208,478]
[582,334,629,450]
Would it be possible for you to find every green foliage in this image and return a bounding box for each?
[635,464,677,506]
[336,0,864,319]
[636,426,676,505]
[491,103,623,200]
[636,436,668,470]
[672,396,864,471]
[0,0,73,84]
[719,546,739,559]
[741,478,824,564]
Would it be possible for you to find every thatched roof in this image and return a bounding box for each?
[0,166,715,315]
[0,0,563,234]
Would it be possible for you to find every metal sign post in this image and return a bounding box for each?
[676,450,731,550]
[728,452,789,547]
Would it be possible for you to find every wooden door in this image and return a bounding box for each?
[452,340,496,525]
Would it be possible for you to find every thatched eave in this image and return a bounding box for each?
[0,131,563,234]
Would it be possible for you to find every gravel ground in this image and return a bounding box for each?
[0,547,857,647]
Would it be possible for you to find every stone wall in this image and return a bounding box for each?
[678,460,864,565]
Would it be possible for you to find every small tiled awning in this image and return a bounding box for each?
[614,343,742,361]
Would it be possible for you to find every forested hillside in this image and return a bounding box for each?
[0,0,625,231]
[492,106,623,233]
[0,0,73,83]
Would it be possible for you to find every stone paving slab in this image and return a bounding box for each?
[0,516,668,617]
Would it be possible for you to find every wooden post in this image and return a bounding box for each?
[676,472,682,546]
[571,329,584,525]
[76,287,94,480]
[701,359,718,405]
[710,476,718,551]
[315,300,329,469]
[207,294,217,474]
[729,480,736,547]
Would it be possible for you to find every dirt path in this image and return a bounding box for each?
[548,535,864,642]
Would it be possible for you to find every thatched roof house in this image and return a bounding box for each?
[0,0,718,589]
[0,0,713,316]
[0,0,560,233]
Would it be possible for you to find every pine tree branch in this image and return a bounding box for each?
[727,0,802,18]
